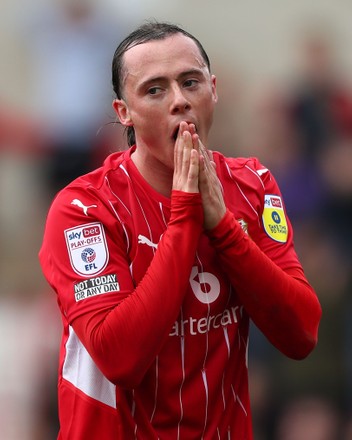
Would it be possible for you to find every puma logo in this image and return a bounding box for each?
[138,234,158,249]
[71,199,97,216]
[257,168,269,176]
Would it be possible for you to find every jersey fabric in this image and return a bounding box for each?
[39,146,321,439]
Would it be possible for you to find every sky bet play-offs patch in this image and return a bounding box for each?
[262,195,288,243]
[65,222,108,276]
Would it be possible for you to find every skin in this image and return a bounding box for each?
[112,33,226,229]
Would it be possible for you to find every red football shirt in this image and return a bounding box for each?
[39,146,320,439]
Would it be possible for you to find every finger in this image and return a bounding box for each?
[174,122,191,171]
[187,148,200,192]
[197,138,212,172]
[190,132,212,172]
[191,132,200,154]
[189,123,197,136]
[173,126,198,191]
[199,148,222,195]
[198,154,207,187]
[179,121,190,138]
[182,130,193,169]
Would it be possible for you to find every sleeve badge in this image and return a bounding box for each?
[262,195,288,243]
[64,222,109,276]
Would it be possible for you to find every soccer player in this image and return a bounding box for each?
[39,21,322,439]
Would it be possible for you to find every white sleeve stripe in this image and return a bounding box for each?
[201,369,209,436]
[244,164,266,190]
[159,202,168,227]
[62,326,116,408]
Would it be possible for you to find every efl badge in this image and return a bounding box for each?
[262,195,288,243]
[65,222,108,276]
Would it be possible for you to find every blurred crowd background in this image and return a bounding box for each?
[1,0,352,438]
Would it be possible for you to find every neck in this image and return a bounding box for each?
[131,147,173,198]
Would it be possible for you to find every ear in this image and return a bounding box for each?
[211,75,218,104]
[112,99,133,127]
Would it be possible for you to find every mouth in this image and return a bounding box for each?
[172,126,180,141]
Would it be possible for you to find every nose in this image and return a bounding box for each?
[170,85,191,114]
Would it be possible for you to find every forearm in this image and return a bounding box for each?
[73,191,203,388]
[207,210,322,359]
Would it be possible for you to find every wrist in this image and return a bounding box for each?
[203,206,227,230]
[206,210,245,246]
[170,190,203,226]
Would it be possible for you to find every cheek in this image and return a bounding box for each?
[137,107,169,134]
[132,104,163,129]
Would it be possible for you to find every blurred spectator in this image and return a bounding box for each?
[274,395,342,440]
[0,102,42,153]
[316,135,352,259]
[289,27,352,164]
[0,288,61,440]
[242,81,328,223]
[23,0,127,200]
[287,27,352,256]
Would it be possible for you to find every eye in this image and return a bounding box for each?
[183,79,198,88]
[148,86,163,95]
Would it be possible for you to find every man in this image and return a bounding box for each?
[39,21,322,439]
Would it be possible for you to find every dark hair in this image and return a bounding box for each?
[112,20,211,146]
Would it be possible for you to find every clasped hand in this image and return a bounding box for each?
[172,121,226,229]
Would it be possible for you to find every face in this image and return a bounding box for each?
[113,33,218,169]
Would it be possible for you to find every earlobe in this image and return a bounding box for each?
[112,99,133,127]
